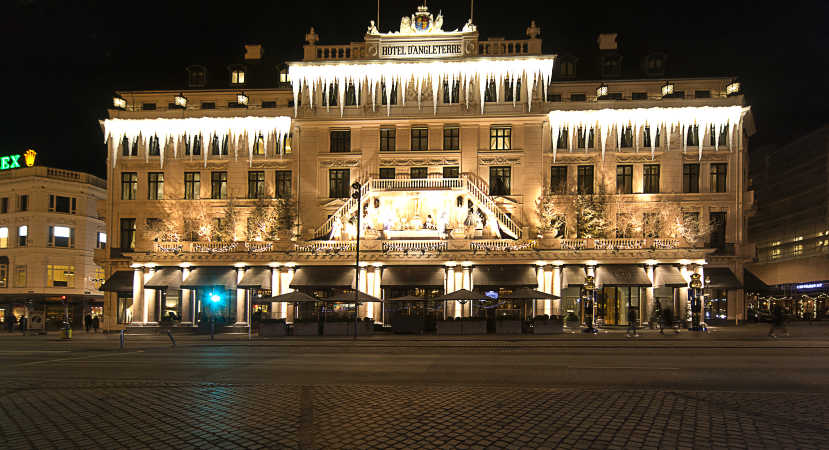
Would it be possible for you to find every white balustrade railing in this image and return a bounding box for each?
[382,240,448,253]
[372,177,464,191]
[560,239,587,250]
[594,239,646,250]
[296,241,357,253]
[470,240,537,251]
[653,238,680,249]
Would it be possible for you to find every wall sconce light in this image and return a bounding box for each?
[661,81,674,98]
[237,92,249,106]
[596,83,608,98]
[726,80,741,97]
[174,93,188,108]
[112,95,126,110]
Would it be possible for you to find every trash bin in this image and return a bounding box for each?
[61,321,72,340]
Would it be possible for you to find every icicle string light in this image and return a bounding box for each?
[289,56,556,116]
[103,117,292,168]
[547,106,747,161]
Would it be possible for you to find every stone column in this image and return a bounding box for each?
[131,266,144,324]
[373,266,382,324]
[446,265,456,318]
[646,263,656,325]
[364,267,375,320]
[698,264,705,324]
[680,264,691,325]
[235,266,247,325]
[461,266,472,317]
[552,265,562,316]
[535,265,545,317]
[143,267,156,324]
[270,266,280,319]
[180,267,192,325]
[283,267,295,322]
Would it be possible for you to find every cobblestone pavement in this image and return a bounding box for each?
[0,380,826,449]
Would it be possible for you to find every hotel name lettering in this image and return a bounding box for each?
[379,40,463,59]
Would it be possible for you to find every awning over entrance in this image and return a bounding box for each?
[289,266,354,289]
[562,266,586,287]
[705,268,741,289]
[101,271,134,292]
[596,265,652,287]
[238,267,272,290]
[654,265,687,288]
[181,267,237,290]
[472,265,537,288]
[381,266,444,288]
[144,268,182,290]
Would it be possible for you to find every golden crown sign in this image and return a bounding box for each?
[24,149,36,167]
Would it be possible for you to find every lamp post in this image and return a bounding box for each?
[583,275,597,333]
[351,181,362,340]
[689,272,703,331]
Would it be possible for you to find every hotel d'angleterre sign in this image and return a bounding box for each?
[369,6,474,60]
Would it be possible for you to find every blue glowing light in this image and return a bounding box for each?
[210,293,221,303]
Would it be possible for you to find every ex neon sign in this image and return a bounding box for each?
[0,149,37,171]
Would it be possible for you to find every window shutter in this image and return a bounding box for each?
[48,226,53,247]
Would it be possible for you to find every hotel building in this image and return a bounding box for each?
[100,7,754,332]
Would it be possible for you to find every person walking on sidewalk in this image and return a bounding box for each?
[626,308,638,337]
[18,315,27,336]
[92,315,99,333]
[654,300,664,335]
[769,301,789,338]
[84,313,92,333]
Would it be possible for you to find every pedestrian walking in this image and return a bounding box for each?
[92,315,100,333]
[84,313,92,333]
[18,315,27,336]
[769,302,789,338]
[654,300,664,334]
[626,308,638,337]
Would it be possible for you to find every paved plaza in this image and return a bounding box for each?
[0,324,827,449]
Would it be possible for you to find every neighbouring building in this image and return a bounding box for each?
[0,154,107,331]
[748,125,829,320]
[99,7,754,333]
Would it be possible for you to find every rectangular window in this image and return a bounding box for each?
[49,225,73,248]
[577,127,595,149]
[570,93,586,102]
[17,194,27,212]
[616,165,633,194]
[211,136,229,156]
[185,135,202,156]
[411,128,428,151]
[121,172,137,200]
[686,125,700,147]
[380,128,396,152]
[211,172,227,199]
[330,130,351,153]
[324,83,338,107]
[17,225,27,247]
[484,80,497,102]
[329,169,350,198]
[709,212,727,248]
[443,80,460,104]
[0,264,7,288]
[643,164,660,193]
[261,101,276,108]
[147,172,164,200]
[120,219,136,251]
[121,137,137,156]
[96,231,107,249]
[0,227,7,248]
[547,93,562,102]
[14,265,25,288]
[695,90,711,99]
[556,128,569,150]
[47,264,75,288]
[632,92,648,100]
[443,127,460,150]
[252,135,265,156]
[201,102,216,110]
[0,198,7,214]
[49,195,75,214]
[410,167,428,179]
[231,69,245,84]
[248,171,265,199]
[275,170,292,199]
[184,172,200,200]
[711,163,727,193]
[619,126,634,148]
[642,126,661,147]
[683,164,700,193]
[141,103,156,111]
[489,166,511,196]
[504,79,521,102]
[442,166,459,179]
[148,136,160,156]
[344,83,357,106]
[379,168,396,180]
[550,166,567,194]
[490,127,512,150]
[710,125,729,147]
[381,82,398,105]
[577,165,594,194]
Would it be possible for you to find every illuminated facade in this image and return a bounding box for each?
[0,165,107,330]
[100,7,754,331]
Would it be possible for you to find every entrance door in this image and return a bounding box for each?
[196,287,235,326]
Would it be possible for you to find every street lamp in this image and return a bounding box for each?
[351,181,362,340]
[689,272,703,331]
[174,93,188,109]
[583,275,597,333]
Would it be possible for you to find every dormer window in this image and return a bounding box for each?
[644,53,666,77]
[600,54,622,78]
[230,66,246,85]
[186,65,207,88]
[278,64,290,85]
[557,57,577,79]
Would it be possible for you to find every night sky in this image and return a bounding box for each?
[3,0,826,178]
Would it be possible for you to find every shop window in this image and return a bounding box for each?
[330,130,351,153]
[184,172,200,200]
[275,170,292,199]
[443,127,459,150]
[17,225,27,247]
[14,265,25,288]
[600,287,641,326]
[489,166,511,196]
[705,288,728,320]
[490,126,511,150]
[117,293,132,324]
[550,166,567,194]
[411,128,428,151]
[47,264,74,288]
[380,128,396,152]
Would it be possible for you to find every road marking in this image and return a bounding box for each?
[14,350,144,367]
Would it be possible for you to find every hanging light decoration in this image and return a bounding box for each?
[661,81,675,98]
[237,92,249,107]
[112,95,127,110]
[174,93,188,108]
[726,80,741,97]
[596,83,608,98]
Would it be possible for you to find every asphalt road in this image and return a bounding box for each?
[0,328,827,448]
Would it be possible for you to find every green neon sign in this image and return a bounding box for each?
[0,155,22,170]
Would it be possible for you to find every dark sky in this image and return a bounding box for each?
[2,0,826,178]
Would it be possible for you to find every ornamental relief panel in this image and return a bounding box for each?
[319,159,361,168]
[479,156,522,166]
[379,158,459,167]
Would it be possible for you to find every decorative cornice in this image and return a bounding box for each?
[479,156,522,166]
[379,158,459,167]
[319,159,361,167]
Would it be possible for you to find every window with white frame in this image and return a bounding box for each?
[0,227,7,248]
[49,225,73,248]
[97,232,107,249]
[17,225,27,247]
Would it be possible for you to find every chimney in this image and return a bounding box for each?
[244,44,263,60]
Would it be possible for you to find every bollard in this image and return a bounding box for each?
[119,329,125,350]
[167,329,176,347]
